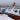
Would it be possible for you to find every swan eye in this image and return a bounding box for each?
[19,11,20,13]
[14,10,17,13]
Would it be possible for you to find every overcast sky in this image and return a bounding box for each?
[0,0,20,8]
[0,0,20,6]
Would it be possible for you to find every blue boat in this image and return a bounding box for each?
[4,12,8,15]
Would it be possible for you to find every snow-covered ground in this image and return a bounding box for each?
[8,17,15,20]
[0,14,15,20]
[0,14,8,20]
